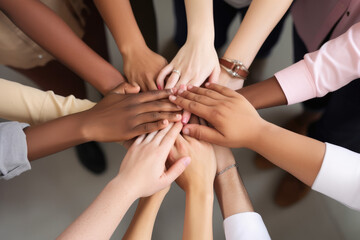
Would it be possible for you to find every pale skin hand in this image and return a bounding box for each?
[156,0,220,90]
[168,121,216,240]
[169,83,326,186]
[94,0,167,91]
[57,123,190,240]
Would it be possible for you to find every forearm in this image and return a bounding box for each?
[237,76,287,109]
[58,177,136,240]
[0,0,123,94]
[94,0,147,56]
[185,0,214,42]
[24,113,89,160]
[224,0,292,68]
[250,120,326,186]
[183,188,214,240]
[123,193,167,240]
[214,151,253,219]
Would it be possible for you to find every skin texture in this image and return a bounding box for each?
[213,146,254,219]
[94,0,167,91]
[218,0,293,89]
[0,0,124,95]
[170,83,326,186]
[57,123,190,240]
[237,76,288,109]
[24,83,183,160]
[168,120,216,240]
[122,187,169,240]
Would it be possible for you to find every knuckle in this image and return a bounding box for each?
[188,101,197,110]
[151,112,160,119]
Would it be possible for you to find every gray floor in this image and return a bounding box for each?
[1,1,360,239]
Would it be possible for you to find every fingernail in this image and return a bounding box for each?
[183,128,189,135]
[182,116,188,124]
[169,95,177,101]
[205,82,210,87]
[183,157,191,166]
[162,119,169,125]
[180,84,186,90]
[178,89,184,94]
[188,85,193,90]
[176,114,182,119]
[157,84,162,90]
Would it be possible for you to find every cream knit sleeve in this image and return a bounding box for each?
[0,78,95,125]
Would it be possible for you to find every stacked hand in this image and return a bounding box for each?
[80,82,182,143]
[169,83,265,148]
[118,122,191,198]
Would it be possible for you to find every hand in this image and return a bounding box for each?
[123,47,168,91]
[169,83,264,148]
[81,83,183,142]
[157,39,220,90]
[118,122,191,198]
[168,118,216,192]
[217,67,244,90]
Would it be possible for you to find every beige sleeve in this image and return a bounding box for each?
[0,78,96,125]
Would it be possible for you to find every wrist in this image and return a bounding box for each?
[111,174,139,202]
[246,119,273,151]
[186,184,214,199]
[119,40,148,58]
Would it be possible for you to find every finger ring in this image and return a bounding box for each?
[172,69,181,76]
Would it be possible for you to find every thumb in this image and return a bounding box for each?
[182,124,223,144]
[162,156,191,184]
[208,65,221,83]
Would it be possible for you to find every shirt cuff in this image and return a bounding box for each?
[312,143,360,210]
[275,60,317,105]
[0,121,31,180]
[224,212,271,240]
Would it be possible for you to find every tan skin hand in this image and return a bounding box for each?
[169,83,264,148]
[168,134,217,192]
[123,47,168,92]
[81,83,183,143]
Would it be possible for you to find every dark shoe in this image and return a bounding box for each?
[275,173,310,207]
[75,141,106,174]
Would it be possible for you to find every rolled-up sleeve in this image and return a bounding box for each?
[275,22,360,105]
[224,212,271,240]
[0,121,30,180]
[312,143,360,211]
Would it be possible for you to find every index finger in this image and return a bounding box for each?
[136,89,175,103]
[169,95,211,120]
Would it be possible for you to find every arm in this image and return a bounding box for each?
[169,131,216,240]
[24,84,182,160]
[171,83,324,185]
[122,187,169,240]
[218,0,292,89]
[156,0,220,90]
[58,123,190,240]
[94,0,167,91]
[0,0,124,94]
[237,22,360,109]
[213,146,270,240]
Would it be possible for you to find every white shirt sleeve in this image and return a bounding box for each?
[312,143,360,211]
[223,212,271,240]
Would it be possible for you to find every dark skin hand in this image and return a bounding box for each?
[25,83,182,160]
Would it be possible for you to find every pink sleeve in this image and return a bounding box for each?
[275,22,360,105]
